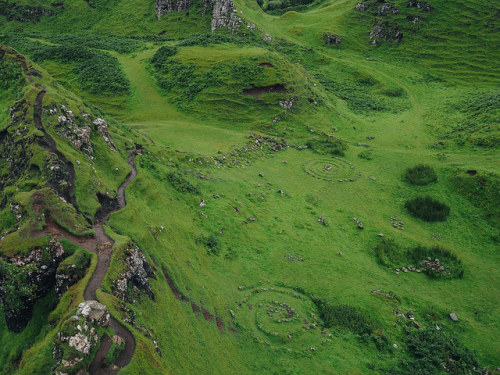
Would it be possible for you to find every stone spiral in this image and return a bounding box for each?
[302,157,361,182]
[230,285,333,355]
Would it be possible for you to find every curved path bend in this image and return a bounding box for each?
[33,88,138,375]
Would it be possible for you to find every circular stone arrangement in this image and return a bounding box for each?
[302,157,361,182]
[230,285,333,355]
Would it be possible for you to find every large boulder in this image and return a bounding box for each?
[77,300,110,326]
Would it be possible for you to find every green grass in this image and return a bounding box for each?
[0,0,499,374]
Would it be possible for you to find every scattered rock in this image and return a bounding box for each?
[449,313,458,322]
[322,33,342,45]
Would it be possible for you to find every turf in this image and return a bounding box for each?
[0,0,499,373]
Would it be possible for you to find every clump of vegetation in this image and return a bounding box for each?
[43,34,143,54]
[0,53,23,91]
[306,138,347,156]
[177,33,257,47]
[358,150,374,160]
[404,164,438,185]
[387,327,481,375]
[317,301,373,335]
[196,234,220,256]
[105,338,125,366]
[319,75,388,112]
[375,239,463,279]
[381,87,405,97]
[257,0,319,15]
[0,260,37,311]
[166,172,200,194]
[0,37,129,95]
[56,248,91,294]
[151,46,178,70]
[405,196,450,222]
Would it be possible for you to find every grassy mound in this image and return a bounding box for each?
[150,44,316,123]
[404,164,437,186]
[450,169,500,228]
[405,196,450,222]
[441,91,500,148]
[375,239,463,279]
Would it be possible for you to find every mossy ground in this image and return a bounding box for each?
[0,0,499,373]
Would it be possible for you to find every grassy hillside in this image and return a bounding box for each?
[0,0,498,374]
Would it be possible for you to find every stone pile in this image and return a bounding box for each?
[352,217,364,229]
[391,217,404,230]
[420,258,451,275]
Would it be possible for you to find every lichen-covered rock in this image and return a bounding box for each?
[0,239,67,332]
[91,117,117,152]
[155,0,191,19]
[112,244,156,302]
[210,0,242,33]
[55,105,93,154]
[77,300,110,326]
[53,301,109,374]
[369,21,403,45]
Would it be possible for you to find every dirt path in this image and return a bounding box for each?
[85,152,138,374]
[33,87,138,374]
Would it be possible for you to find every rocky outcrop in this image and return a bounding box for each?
[0,1,54,23]
[90,117,117,152]
[53,301,110,374]
[323,33,343,45]
[210,0,242,32]
[0,239,67,332]
[369,21,403,45]
[0,100,37,195]
[154,0,243,33]
[54,105,93,154]
[113,244,156,302]
[355,0,433,44]
[407,0,432,11]
[50,105,117,154]
[155,0,191,19]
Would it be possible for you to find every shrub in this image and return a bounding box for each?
[0,55,23,90]
[306,138,347,156]
[166,172,200,194]
[387,327,481,375]
[0,260,37,310]
[405,164,437,185]
[405,196,450,222]
[151,45,178,70]
[318,302,373,335]
[358,150,373,160]
[382,87,405,97]
[196,234,220,256]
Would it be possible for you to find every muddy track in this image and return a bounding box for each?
[86,152,138,374]
[33,88,137,374]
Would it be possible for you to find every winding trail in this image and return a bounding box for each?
[33,88,138,374]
